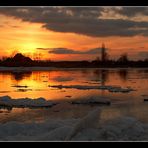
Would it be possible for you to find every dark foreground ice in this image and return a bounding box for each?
[0,107,148,141]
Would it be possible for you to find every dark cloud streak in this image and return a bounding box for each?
[37,47,102,54]
[0,7,148,37]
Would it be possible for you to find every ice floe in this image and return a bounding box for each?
[71,98,111,106]
[49,84,136,93]
[53,76,74,82]
[0,96,57,109]
[0,107,148,141]
[12,85,29,88]
[16,89,32,92]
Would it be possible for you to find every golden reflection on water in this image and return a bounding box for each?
[0,69,147,103]
[0,69,148,101]
[0,68,148,123]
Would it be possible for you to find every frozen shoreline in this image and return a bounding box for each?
[0,67,148,72]
[0,96,57,109]
[0,96,111,109]
[0,107,148,141]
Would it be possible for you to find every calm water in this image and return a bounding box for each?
[0,68,148,123]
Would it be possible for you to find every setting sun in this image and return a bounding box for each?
[20,43,40,54]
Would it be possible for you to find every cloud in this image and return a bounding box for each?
[37,47,102,54]
[85,48,103,54]
[0,7,148,37]
[113,7,148,17]
[48,48,82,54]
[10,25,20,28]
[36,48,50,50]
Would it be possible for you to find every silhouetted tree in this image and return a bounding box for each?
[96,57,100,62]
[101,43,109,62]
[144,58,148,62]
[1,56,8,61]
[117,53,129,63]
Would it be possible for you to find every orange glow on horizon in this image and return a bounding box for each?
[0,14,148,61]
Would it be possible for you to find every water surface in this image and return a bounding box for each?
[0,68,148,123]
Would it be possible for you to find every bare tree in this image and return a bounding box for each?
[101,43,109,62]
[117,53,129,63]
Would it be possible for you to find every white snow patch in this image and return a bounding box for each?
[0,96,57,108]
[0,107,148,141]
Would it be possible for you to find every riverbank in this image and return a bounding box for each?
[0,67,148,72]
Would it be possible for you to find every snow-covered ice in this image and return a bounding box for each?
[53,76,74,82]
[49,84,99,90]
[0,107,148,141]
[71,98,111,106]
[0,96,57,108]
[49,84,135,93]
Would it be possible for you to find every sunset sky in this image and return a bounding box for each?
[0,6,148,61]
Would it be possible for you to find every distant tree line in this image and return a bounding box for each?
[92,53,148,68]
[0,53,148,68]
